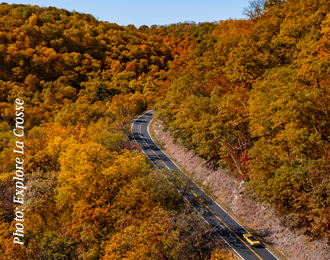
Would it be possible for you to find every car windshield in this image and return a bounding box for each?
[250,237,257,241]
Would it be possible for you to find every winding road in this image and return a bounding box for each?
[132,110,280,260]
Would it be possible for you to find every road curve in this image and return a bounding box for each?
[132,110,279,260]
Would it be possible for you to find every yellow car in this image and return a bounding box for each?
[243,233,261,246]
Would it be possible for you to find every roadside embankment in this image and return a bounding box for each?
[150,119,330,260]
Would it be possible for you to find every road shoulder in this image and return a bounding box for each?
[149,118,314,260]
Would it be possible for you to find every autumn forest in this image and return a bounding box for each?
[0,0,330,259]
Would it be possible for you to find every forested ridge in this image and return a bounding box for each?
[156,0,330,243]
[0,3,236,259]
[0,0,329,259]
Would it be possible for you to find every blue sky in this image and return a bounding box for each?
[5,0,251,27]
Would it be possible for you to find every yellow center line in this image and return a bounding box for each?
[189,189,262,259]
[205,205,262,260]
[138,116,262,260]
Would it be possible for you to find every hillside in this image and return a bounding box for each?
[0,0,330,259]
[0,3,235,259]
[156,0,330,242]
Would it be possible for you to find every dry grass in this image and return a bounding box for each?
[150,119,330,260]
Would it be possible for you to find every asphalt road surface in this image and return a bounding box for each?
[132,110,280,260]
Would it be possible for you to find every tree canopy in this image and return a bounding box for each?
[1,0,330,257]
